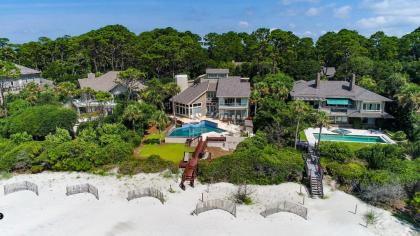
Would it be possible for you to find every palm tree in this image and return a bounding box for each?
[291,100,311,149]
[396,83,420,112]
[123,104,142,132]
[315,111,330,151]
[152,110,169,131]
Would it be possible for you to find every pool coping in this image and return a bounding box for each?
[304,128,396,147]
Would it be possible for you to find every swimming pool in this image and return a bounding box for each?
[168,120,225,137]
[313,133,387,144]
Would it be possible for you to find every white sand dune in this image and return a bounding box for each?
[0,172,415,236]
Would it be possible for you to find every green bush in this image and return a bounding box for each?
[10,132,32,144]
[198,133,304,185]
[6,105,77,138]
[320,142,353,163]
[0,141,45,172]
[326,161,367,185]
[357,144,405,169]
[38,140,101,171]
[7,99,30,116]
[118,155,176,175]
[97,141,132,165]
[30,165,44,173]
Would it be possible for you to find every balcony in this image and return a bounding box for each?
[218,102,248,108]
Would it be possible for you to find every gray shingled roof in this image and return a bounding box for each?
[78,71,146,92]
[216,77,251,98]
[171,81,209,105]
[15,64,40,75]
[206,68,229,74]
[290,80,392,102]
[208,82,217,92]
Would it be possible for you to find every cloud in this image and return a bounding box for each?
[288,23,296,29]
[357,0,420,34]
[238,21,249,28]
[305,7,320,16]
[333,5,351,19]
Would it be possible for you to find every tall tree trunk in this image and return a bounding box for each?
[294,118,300,149]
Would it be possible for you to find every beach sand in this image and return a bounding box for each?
[0,172,415,236]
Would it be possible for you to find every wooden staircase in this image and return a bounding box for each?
[305,149,324,198]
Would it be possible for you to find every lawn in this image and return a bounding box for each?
[139,143,194,163]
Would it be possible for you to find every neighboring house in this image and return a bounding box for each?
[0,64,53,104]
[290,73,393,127]
[171,69,251,124]
[1,64,53,92]
[73,71,145,117]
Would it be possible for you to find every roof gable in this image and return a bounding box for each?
[216,77,250,98]
[78,71,146,92]
[171,81,209,105]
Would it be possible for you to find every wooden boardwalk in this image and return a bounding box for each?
[304,149,324,198]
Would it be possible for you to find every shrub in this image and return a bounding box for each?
[10,132,32,144]
[357,144,405,169]
[0,141,45,172]
[231,185,255,205]
[198,133,304,185]
[7,99,30,116]
[118,155,176,175]
[363,211,380,227]
[97,141,132,165]
[326,161,367,186]
[39,140,101,171]
[45,128,72,144]
[320,142,353,163]
[6,105,77,138]
[30,165,44,174]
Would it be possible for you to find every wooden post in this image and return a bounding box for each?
[303,196,305,205]
[354,204,358,214]
[201,193,204,202]
[300,185,302,195]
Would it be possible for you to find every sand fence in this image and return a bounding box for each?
[192,199,237,217]
[127,187,165,204]
[260,201,308,220]
[3,181,39,196]
[66,183,99,200]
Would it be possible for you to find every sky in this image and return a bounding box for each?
[0,0,419,43]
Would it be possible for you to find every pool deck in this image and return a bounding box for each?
[171,116,242,136]
[304,127,396,147]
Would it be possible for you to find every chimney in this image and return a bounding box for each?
[175,74,189,92]
[316,72,321,88]
[350,73,356,91]
[88,73,95,79]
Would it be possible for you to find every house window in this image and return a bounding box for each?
[362,103,381,111]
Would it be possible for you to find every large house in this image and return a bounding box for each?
[0,64,53,104]
[171,69,251,124]
[73,71,146,117]
[1,64,53,92]
[290,73,393,127]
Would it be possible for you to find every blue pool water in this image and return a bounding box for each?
[313,133,387,143]
[169,120,225,137]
